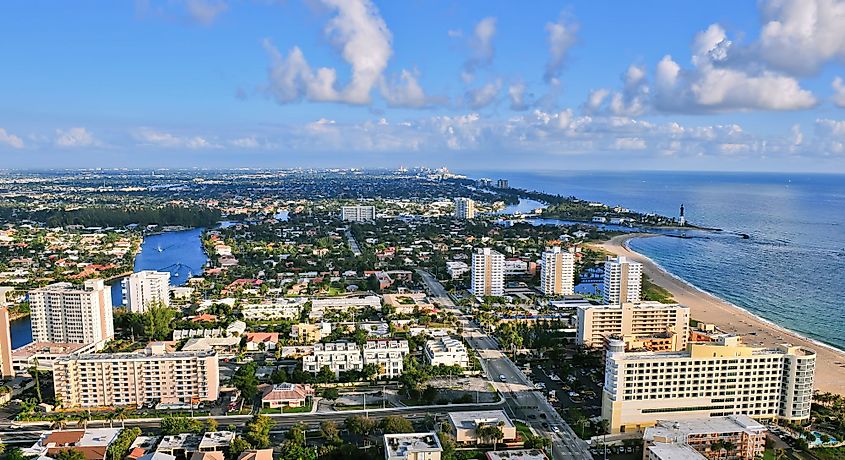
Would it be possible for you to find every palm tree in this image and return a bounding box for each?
[106,412,116,428]
[76,411,91,429]
[114,407,127,428]
[30,358,42,403]
[51,419,68,430]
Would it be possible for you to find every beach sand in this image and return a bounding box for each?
[594,233,845,396]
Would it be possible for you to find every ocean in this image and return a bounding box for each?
[466,170,845,352]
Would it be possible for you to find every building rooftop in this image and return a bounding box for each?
[484,449,548,460]
[383,432,443,459]
[644,415,766,443]
[647,443,707,460]
[156,433,202,453]
[198,431,235,450]
[11,341,91,358]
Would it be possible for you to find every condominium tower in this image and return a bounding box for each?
[453,198,476,219]
[576,302,690,351]
[470,248,505,297]
[340,205,376,222]
[126,270,171,313]
[29,280,114,345]
[602,336,815,433]
[52,342,219,409]
[539,246,575,296]
[603,256,642,304]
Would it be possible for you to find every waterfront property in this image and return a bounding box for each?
[602,256,643,305]
[29,279,114,346]
[576,301,690,351]
[643,415,767,460]
[602,336,816,433]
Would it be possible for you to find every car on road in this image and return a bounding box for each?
[551,426,561,433]
[541,422,549,428]
[528,414,537,419]
[499,374,507,381]
[539,413,547,419]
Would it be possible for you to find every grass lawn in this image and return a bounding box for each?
[259,402,312,414]
[812,448,845,460]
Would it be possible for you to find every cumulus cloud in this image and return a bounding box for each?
[588,23,817,114]
[544,14,578,84]
[833,77,845,107]
[133,128,220,149]
[462,17,496,82]
[264,0,393,105]
[0,128,24,149]
[757,0,845,75]
[379,69,443,108]
[55,127,98,148]
[508,83,529,111]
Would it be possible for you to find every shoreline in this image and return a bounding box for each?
[594,233,845,396]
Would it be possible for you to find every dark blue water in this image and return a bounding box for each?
[12,228,208,348]
[466,170,845,351]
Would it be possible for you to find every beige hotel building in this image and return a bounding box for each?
[576,301,690,351]
[53,342,219,409]
[602,336,815,433]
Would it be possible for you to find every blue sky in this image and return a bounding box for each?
[2,0,845,171]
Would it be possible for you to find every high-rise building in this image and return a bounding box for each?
[576,302,690,351]
[603,256,642,304]
[52,342,219,409]
[539,246,575,296]
[470,248,505,296]
[126,270,171,313]
[495,179,509,189]
[0,305,13,378]
[340,205,376,221]
[602,336,815,434]
[453,197,476,219]
[29,280,114,346]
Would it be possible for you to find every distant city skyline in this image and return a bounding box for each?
[2,0,845,171]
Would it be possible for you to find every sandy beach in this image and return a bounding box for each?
[595,233,845,396]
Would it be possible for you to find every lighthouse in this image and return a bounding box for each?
[679,204,686,226]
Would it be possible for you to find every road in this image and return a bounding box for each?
[417,270,592,459]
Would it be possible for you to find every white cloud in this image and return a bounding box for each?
[380,69,442,108]
[465,81,500,109]
[184,0,227,26]
[264,0,392,105]
[508,83,529,111]
[55,127,98,148]
[544,14,578,84]
[134,128,220,149]
[462,17,496,82]
[833,77,845,107]
[229,137,261,149]
[757,0,845,75]
[611,137,647,151]
[0,128,24,149]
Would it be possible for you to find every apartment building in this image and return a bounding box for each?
[424,336,470,368]
[383,432,443,460]
[302,342,363,376]
[539,246,575,296]
[448,410,517,445]
[602,336,816,433]
[309,295,382,319]
[643,415,767,460]
[240,298,307,321]
[471,248,505,297]
[363,339,410,378]
[53,342,219,409]
[341,205,376,222]
[0,306,13,378]
[602,256,643,305]
[29,280,114,346]
[454,198,476,219]
[646,443,705,460]
[290,322,332,344]
[576,302,690,351]
[126,270,171,313]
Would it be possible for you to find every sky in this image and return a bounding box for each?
[2,0,845,172]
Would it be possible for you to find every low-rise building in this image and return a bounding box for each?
[643,416,767,460]
[10,341,98,374]
[241,298,306,321]
[303,341,363,376]
[245,333,280,351]
[485,450,548,460]
[646,443,706,460]
[261,383,314,408]
[383,432,443,460]
[27,428,122,460]
[309,295,382,319]
[363,339,410,378]
[448,410,517,445]
[290,322,331,344]
[424,336,470,368]
[156,434,202,459]
[198,431,234,454]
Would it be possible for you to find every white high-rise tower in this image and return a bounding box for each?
[126,270,171,313]
[540,246,575,296]
[471,248,505,296]
[602,256,642,304]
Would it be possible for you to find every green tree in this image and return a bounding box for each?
[53,449,87,460]
[107,427,141,460]
[243,415,274,448]
[160,416,204,435]
[6,447,26,460]
[230,437,251,458]
[320,421,341,444]
[380,416,414,434]
[205,418,219,432]
[316,366,336,384]
[232,362,260,400]
[322,388,339,400]
[143,303,178,340]
[344,415,376,446]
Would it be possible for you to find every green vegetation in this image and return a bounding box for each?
[160,416,204,435]
[107,427,141,460]
[37,205,221,228]
[641,274,675,303]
